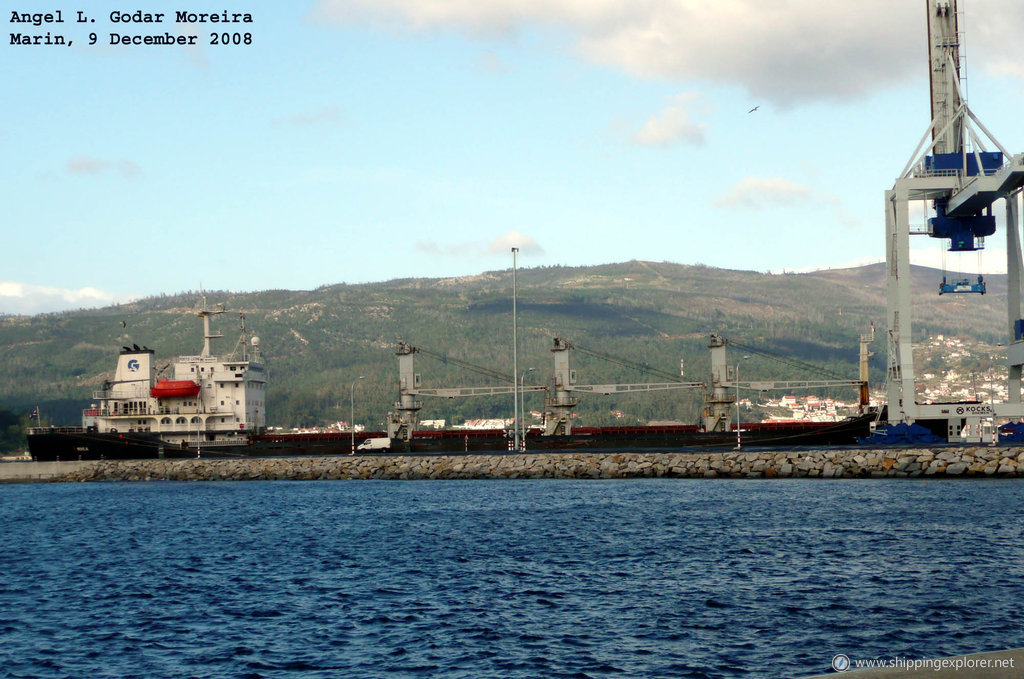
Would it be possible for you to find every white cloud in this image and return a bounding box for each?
[486,230,543,255]
[413,241,479,256]
[415,230,544,257]
[714,176,813,210]
[309,0,935,105]
[716,176,862,230]
[985,58,1024,80]
[972,5,1024,81]
[631,93,706,147]
[67,157,142,179]
[67,157,109,174]
[0,281,129,315]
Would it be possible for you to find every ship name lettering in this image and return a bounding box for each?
[10,10,63,25]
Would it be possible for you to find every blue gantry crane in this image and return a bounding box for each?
[884,0,1024,441]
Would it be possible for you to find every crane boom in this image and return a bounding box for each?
[416,385,546,399]
[571,382,703,396]
[409,343,514,383]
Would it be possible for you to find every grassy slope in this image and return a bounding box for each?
[0,261,1008,429]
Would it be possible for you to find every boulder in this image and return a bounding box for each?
[945,462,968,476]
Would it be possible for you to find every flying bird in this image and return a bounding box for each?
[748,106,760,113]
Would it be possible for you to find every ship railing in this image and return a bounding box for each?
[916,167,1001,179]
[187,438,248,448]
[92,386,151,400]
[28,426,86,435]
[97,407,159,417]
[155,406,206,415]
[94,404,219,417]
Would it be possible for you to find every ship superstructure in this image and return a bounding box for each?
[83,305,266,446]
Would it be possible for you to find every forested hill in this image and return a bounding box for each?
[0,260,1010,436]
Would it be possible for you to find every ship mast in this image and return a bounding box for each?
[197,296,225,357]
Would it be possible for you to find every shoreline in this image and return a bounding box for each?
[3,447,1024,483]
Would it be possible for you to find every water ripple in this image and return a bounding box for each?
[2,479,1023,677]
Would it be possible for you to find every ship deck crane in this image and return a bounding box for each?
[703,334,872,433]
[387,341,547,441]
[543,338,704,436]
[389,339,705,440]
[885,0,1024,442]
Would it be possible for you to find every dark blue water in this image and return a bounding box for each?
[2,479,1022,678]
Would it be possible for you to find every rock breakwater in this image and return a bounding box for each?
[48,447,1024,483]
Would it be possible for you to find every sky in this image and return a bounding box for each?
[5,0,1024,314]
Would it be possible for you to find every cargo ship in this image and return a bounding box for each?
[28,303,273,461]
[383,417,875,454]
[27,307,876,461]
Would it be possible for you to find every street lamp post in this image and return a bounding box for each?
[350,376,364,454]
[520,367,535,450]
[511,247,520,452]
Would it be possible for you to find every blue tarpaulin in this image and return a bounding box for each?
[999,422,1024,443]
[858,423,945,445]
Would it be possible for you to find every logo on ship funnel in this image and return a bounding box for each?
[127,359,140,372]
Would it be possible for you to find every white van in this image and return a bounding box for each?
[356,437,391,452]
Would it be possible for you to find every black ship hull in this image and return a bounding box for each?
[27,430,199,461]
[30,415,875,461]
[27,429,373,461]
[394,415,876,453]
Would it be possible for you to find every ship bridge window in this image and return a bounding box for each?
[161,417,171,424]
[175,417,186,424]
[190,416,199,424]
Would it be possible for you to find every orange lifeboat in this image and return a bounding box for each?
[150,379,201,399]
